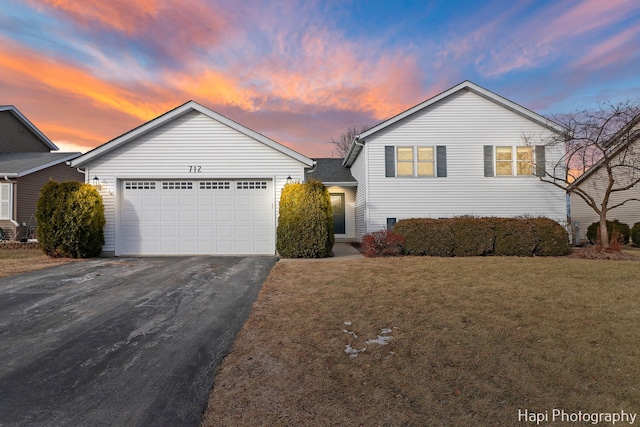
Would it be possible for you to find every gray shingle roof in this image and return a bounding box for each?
[307,158,356,184]
[0,152,81,177]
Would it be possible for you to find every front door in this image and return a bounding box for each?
[330,193,345,235]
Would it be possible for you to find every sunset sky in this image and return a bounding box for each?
[2,0,639,157]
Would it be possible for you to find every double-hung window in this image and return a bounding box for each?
[488,146,537,177]
[386,146,446,177]
[0,183,11,220]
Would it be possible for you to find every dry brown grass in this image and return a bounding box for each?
[0,249,81,278]
[202,257,640,426]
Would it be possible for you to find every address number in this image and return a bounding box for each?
[189,166,202,173]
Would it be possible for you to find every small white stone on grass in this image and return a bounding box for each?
[344,344,366,358]
[365,335,392,345]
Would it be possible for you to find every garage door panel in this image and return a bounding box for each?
[120,179,274,255]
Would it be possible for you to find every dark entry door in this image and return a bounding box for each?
[330,193,345,234]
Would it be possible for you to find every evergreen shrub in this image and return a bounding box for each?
[276,180,334,258]
[631,222,640,247]
[36,180,105,258]
[526,217,571,256]
[586,220,630,244]
[393,218,454,256]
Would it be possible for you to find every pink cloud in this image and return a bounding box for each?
[572,26,640,69]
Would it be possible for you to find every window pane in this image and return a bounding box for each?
[517,162,533,175]
[496,161,513,176]
[397,162,414,176]
[418,147,434,160]
[516,146,532,161]
[496,146,512,160]
[397,147,413,160]
[418,162,434,176]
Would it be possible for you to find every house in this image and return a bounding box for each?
[339,81,568,239]
[569,116,640,242]
[306,158,357,241]
[69,101,314,256]
[0,106,82,240]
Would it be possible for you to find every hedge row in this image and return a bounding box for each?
[392,217,570,257]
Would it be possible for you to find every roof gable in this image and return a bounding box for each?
[71,101,313,167]
[0,105,58,152]
[344,81,566,166]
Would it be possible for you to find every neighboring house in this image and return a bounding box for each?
[0,105,82,240]
[306,158,357,240]
[341,81,568,238]
[569,118,640,242]
[69,101,314,256]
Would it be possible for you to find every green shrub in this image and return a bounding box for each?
[631,222,640,247]
[36,180,105,258]
[494,218,536,256]
[361,230,405,257]
[276,180,334,258]
[450,217,496,257]
[526,217,570,256]
[394,218,454,256]
[586,219,630,244]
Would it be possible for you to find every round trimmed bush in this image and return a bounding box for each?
[631,222,640,247]
[450,217,495,257]
[586,219,630,244]
[494,218,536,256]
[36,180,105,258]
[526,218,570,256]
[394,218,454,256]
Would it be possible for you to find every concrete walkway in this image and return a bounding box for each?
[279,242,364,261]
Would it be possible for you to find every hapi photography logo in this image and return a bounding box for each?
[518,409,637,425]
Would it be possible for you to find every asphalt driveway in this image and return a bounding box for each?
[0,256,277,426]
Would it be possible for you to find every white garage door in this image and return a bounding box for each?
[119,180,274,255]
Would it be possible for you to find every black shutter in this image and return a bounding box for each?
[436,146,447,177]
[483,145,494,177]
[535,145,546,177]
[385,146,395,177]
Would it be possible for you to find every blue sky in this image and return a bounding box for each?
[1,0,639,157]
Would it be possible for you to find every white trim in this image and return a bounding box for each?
[70,101,314,168]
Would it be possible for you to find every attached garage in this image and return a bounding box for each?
[70,101,313,256]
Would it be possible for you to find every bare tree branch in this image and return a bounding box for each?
[327,124,370,158]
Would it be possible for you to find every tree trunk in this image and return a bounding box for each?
[599,215,609,250]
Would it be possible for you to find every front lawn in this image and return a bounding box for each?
[0,248,80,278]
[202,256,640,426]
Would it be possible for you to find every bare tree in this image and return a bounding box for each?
[327,124,370,158]
[525,99,640,250]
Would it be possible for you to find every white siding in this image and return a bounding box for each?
[326,185,356,239]
[358,89,567,237]
[349,150,367,238]
[570,144,640,242]
[83,110,307,254]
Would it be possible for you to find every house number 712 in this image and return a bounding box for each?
[189,166,202,173]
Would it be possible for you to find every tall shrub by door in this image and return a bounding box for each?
[277,180,334,258]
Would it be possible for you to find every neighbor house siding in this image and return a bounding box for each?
[359,89,566,236]
[0,111,50,153]
[81,110,307,253]
[16,163,84,226]
[570,144,640,242]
